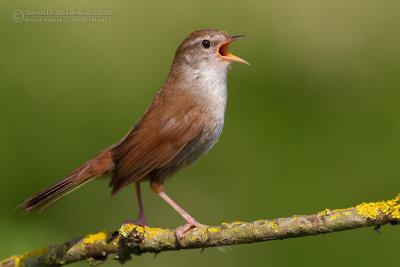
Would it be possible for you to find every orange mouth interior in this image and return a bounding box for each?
[218,42,232,57]
[218,42,249,65]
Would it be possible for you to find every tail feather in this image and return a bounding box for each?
[18,148,113,214]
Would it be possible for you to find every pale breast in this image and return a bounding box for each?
[150,64,229,183]
[182,80,228,165]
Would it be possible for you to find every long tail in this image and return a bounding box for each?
[18,147,114,214]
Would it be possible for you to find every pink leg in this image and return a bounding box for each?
[124,183,147,226]
[158,191,205,241]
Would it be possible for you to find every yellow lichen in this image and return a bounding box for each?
[119,224,134,237]
[191,228,206,241]
[119,223,146,237]
[318,209,331,216]
[144,227,167,239]
[221,221,243,226]
[315,195,400,220]
[332,207,354,213]
[68,231,110,253]
[14,255,20,267]
[356,194,400,219]
[293,217,297,221]
[270,221,278,233]
[8,247,51,267]
[82,231,109,245]
[331,213,339,220]
[198,227,208,238]
[4,255,21,267]
[119,224,168,240]
[207,227,218,233]
[318,207,354,219]
[316,195,400,221]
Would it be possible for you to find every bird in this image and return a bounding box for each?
[19,29,249,240]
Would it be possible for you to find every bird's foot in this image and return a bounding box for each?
[175,219,206,246]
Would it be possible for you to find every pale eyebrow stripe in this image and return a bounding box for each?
[182,35,218,48]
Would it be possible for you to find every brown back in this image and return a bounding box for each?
[110,87,206,194]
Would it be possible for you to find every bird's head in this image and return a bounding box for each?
[172,30,249,73]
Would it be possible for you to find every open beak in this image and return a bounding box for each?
[218,35,249,65]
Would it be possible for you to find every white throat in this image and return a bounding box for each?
[189,61,230,105]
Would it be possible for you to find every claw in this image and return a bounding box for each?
[175,219,206,246]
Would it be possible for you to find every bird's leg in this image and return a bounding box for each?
[158,191,205,240]
[123,183,148,226]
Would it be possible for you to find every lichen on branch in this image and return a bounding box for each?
[2,194,400,267]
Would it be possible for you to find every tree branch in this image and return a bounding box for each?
[2,194,400,267]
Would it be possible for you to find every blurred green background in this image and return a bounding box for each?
[1,0,400,266]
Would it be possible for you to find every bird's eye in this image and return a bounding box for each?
[202,40,210,49]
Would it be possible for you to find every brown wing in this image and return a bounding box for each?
[110,89,206,195]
